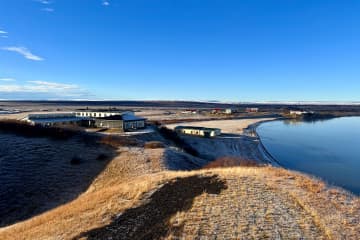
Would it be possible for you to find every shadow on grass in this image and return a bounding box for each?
[0,131,117,227]
[74,175,227,240]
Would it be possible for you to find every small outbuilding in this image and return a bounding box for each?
[224,109,233,114]
[174,126,221,138]
[246,107,259,113]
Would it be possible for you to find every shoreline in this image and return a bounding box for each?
[251,117,360,196]
[166,117,282,165]
[245,118,284,166]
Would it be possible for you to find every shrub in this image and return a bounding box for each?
[203,156,260,169]
[96,153,109,161]
[0,120,78,140]
[157,126,199,157]
[144,141,165,149]
[99,135,142,148]
[70,156,82,165]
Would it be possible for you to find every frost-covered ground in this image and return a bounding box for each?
[166,118,275,162]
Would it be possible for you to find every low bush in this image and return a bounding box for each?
[144,141,165,149]
[157,126,199,156]
[96,153,109,161]
[70,156,82,165]
[0,120,78,140]
[203,156,260,169]
[99,135,142,148]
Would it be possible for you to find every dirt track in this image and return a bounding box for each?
[166,118,275,134]
[167,118,276,163]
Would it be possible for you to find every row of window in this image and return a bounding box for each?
[124,121,145,129]
[76,112,111,118]
[182,130,202,135]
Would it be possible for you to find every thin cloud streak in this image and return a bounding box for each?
[2,46,44,61]
[27,80,79,91]
[42,7,54,12]
[102,1,110,6]
[35,0,51,4]
[0,78,16,82]
[0,30,8,38]
[0,80,93,99]
[35,0,54,12]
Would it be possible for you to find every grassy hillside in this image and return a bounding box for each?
[0,132,115,227]
[0,125,358,239]
[1,165,358,239]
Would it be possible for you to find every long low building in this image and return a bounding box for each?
[75,111,134,118]
[25,113,87,127]
[175,126,221,138]
[24,111,146,131]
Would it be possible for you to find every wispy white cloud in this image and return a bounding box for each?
[0,78,16,82]
[0,85,24,92]
[27,80,78,91]
[2,46,44,61]
[0,29,8,38]
[0,80,93,99]
[35,0,51,4]
[35,0,55,12]
[42,7,54,12]
[102,1,110,6]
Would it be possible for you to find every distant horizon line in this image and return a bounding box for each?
[0,99,360,105]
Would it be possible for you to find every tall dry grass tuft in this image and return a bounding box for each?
[144,141,165,149]
[99,135,142,148]
[203,156,260,169]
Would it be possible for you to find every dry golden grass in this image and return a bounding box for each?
[144,141,165,149]
[98,135,142,148]
[203,156,261,169]
[1,166,358,240]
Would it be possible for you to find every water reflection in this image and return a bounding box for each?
[257,117,360,195]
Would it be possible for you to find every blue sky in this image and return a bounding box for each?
[0,0,359,101]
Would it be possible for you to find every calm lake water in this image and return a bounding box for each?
[257,117,360,195]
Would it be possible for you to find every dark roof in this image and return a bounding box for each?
[122,114,146,121]
[100,114,146,121]
[175,126,221,131]
[30,117,85,124]
[100,115,123,120]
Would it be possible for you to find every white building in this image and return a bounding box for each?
[289,110,308,116]
[224,109,233,114]
[23,111,146,131]
[24,113,84,127]
[74,111,134,118]
[174,126,221,138]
